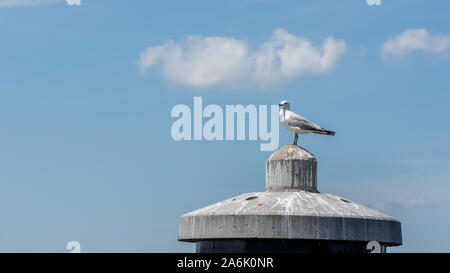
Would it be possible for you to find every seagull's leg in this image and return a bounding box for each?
[293,133,298,146]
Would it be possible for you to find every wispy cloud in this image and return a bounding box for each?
[139,29,347,90]
[366,0,381,6]
[381,28,450,61]
[66,0,80,5]
[0,0,62,7]
[370,197,437,213]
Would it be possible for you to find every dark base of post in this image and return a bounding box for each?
[196,239,386,253]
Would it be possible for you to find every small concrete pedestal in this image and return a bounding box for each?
[178,145,402,253]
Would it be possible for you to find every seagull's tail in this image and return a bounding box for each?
[313,129,336,136]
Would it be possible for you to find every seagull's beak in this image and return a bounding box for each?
[278,104,283,107]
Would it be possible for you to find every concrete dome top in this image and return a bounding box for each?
[268,144,316,161]
[178,191,402,245]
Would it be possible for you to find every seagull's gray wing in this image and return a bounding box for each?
[286,112,323,131]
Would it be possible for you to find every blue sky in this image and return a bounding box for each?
[0,0,449,252]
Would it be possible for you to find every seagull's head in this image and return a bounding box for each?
[278,100,290,110]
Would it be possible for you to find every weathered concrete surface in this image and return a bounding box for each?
[178,144,403,252]
[179,191,402,245]
[266,145,317,192]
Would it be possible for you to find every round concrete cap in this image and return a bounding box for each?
[268,144,316,161]
[179,191,402,246]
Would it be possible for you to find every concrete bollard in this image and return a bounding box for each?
[266,144,318,192]
[178,145,402,253]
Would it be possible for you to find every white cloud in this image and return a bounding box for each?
[370,197,437,213]
[0,0,61,7]
[366,0,381,6]
[381,28,450,60]
[66,0,80,6]
[139,29,347,89]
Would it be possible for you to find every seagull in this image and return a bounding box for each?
[279,100,335,146]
